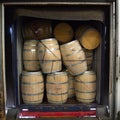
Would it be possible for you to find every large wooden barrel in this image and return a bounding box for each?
[60,40,87,76]
[75,26,101,50]
[54,22,74,43]
[38,38,62,73]
[46,72,68,104]
[67,72,75,98]
[23,40,40,71]
[21,71,44,104]
[75,71,96,103]
[22,20,52,40]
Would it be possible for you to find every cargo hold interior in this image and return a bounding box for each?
[4,4,111,117]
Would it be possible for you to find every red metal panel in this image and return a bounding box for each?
[18,111,96,118]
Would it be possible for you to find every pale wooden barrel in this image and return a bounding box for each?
[60,40,87,76]
[75,26,101,50]
[38,38,62,73]
[22,20,52,40]
[21,71,44,104]
[46,72,68,104]
[67,72,75,98]
[23,40,40,71]
[23,60,40,71]
[54,22,74,43]
[75,71,96,103]
[83,48,93,70]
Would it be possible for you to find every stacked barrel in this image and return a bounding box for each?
[0,91,5,120]
[21,20,101,104]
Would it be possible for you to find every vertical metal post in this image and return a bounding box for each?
[108,2,116,119]
[0,3,3,92]
[0,2,6,120]
[115,0,120,119]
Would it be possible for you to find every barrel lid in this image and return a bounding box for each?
[60,40,79,48]
[47,72,67,76]
[83,71,95,75]
[22,71,42,75]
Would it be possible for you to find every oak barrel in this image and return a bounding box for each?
[75,26,101,50]
[23,40,40,71]
[22,20,52,40]
[60,40,87,76]
[75,71,96,103]
[67,72,75,98]
[83,48,93,70]
[46,72,68,104]
[54,22,74,43]
[21,71,44,104]
[38,38,62,73]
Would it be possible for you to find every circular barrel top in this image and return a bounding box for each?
[54,22,74,43]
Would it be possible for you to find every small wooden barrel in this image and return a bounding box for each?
[0,111,4,118]
[54,22,74,43]
[83,48,93,70]
[60,40,87,76]
[21,71,44,104]
[22,20,52,40]
[75,26,101,50]
[23,40,40,71]
[67,72,75,98]
[38,38,62,73]
[46,72,68,104]
[75,71,96,103]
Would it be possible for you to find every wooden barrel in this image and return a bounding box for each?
[23,60,40,71]
[75,26,101,50]
[54,22,74,43]
[0,91,4,106]
[0,111,4,119]
[46,72,68,104]
[22,20,52,40]
[38,38,62,73]
[60,40,87,76]
[21,71,44,104]
[23,40,40,71]
[75,71,96,103]
[83,48,93,70]
[67,72,75,98]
